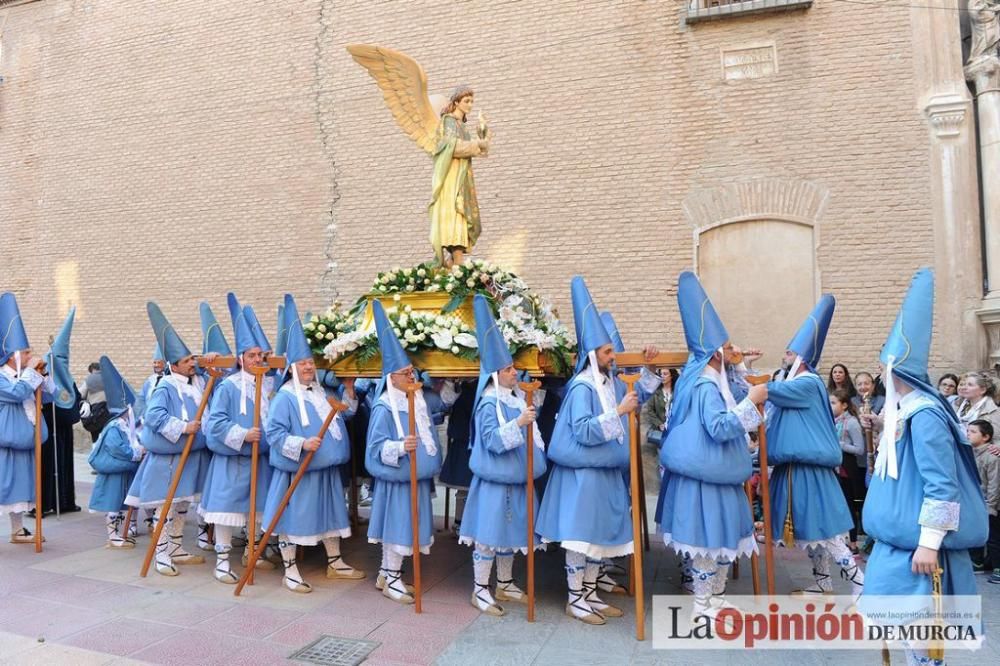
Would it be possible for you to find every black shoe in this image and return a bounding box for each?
[973,561,988,575]
[60,505,82,513]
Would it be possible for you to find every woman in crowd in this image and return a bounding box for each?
[827,363,857,400]
[952,372,1000,432]
[830,389,866,554]
[938,373,959,401]
[851,372,884,416]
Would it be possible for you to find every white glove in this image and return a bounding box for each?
[79,402,92,419]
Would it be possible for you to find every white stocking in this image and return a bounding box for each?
[564,550,594,619]
[690,555,720,600]
[805,544,834,592]
[472,545,497,609]
[214,525,233,553]
[824,539,865,595]
[713,557,730,595]
[10,511,23,533]
[278,539,306,589]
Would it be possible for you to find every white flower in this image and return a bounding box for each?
[393,293,402,302]
[436,316,447,326]
[428,284,439,292]
[398,315,409,327]
[405,285,415,292]
[310,315,319,323]
[325,332,334,340]
[451,345,460,354]
[449,325,459,335]
[454,333,478,348]
[445,283,454,292]
[466,278,475,288]
[417,268,426,277]
[416,322,425,331]
[393,328,402,337]
[305,322,315,331]
[451,266,462,277]
[317,324,327,333]
[431,330,453,350]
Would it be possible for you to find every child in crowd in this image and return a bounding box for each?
[969,419,1000,583]
[831,389,866,553]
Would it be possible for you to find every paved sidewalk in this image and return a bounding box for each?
[0,453,996,665]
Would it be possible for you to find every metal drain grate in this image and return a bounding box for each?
[288,635,380,666]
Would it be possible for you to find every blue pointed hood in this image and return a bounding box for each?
[226,293,258,356]
[100,355,136,417]
[282,294,312,367]
[46,306,77,409]
[669,272,731,423]
[274,303,288,357]
[153,343,164,362]
[146,302,192,365]
[373,300,412,398]
[244,304,272,353]
[200,302,232,356]
[0,293,31,365]
[470,295,514,446]
[600,311,625,353]
[881,269,934,387]
[787,294,835,372]
[571,276,613,374]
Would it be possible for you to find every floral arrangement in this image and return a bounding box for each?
[308,259,576,374]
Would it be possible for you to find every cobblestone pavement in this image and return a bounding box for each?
[0,454,995,665]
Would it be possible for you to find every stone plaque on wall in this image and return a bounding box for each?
[721,43,777,81]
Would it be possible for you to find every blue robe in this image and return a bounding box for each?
[0,368,52,513]
[135,373,161,424]
[535,368,644,558]
[459,390,547,552]
[655,375,756,557]
[766,373,853,544]
[88,418,141,512]
[862,397,987,602]
[126,375,210,508]
[200,374,273,526]
[260,384,354,544]
[365,390,443,554]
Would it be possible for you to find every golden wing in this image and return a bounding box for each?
[346,44,440,155]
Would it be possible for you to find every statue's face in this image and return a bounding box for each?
[456,95,474,116]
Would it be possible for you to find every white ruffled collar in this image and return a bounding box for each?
[380,383,437,456]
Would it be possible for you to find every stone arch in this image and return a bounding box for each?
[682,179,829,369]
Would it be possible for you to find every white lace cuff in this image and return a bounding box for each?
[224,424,248,452]
[918,526,948,550]
[130,444,144,462]
[918,498,960,531]
[498,419,525,451]
[731,398,762,432]
[19,368,44,390]
[440,380,459,407]
[281,435,305,461]
[638,367,662,394]
[160,417,186,443]
[381,439,405,467]
[598,410,625,442]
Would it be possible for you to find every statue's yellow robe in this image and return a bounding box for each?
[429,114,482,262]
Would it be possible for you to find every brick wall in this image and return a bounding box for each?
[0,0,963,386]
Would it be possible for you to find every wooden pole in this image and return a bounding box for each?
[140,357,235,577]
[743,480,761,596]
[234,397,344,596]
[620,373,645,641]
[122,506,135,543]
[404,380,424,613]
[745,374,775,596]
[34,387,43,553]
[245,356,285,586]
[518,380,542,623]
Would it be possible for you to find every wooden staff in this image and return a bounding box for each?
[122,507,135,542]
[619,373,645,641]
[245,355,286,585]
[518,380,542,623]
[33,387,43,553]
[235,397,345,596]
[140,357,235,577]
[743,480,761,596]
[404,380,424,613]
[745,374,775,596]
[862,395,876,477]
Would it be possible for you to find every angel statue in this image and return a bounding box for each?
[347,44,493,267]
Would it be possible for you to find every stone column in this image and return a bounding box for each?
[967,54,1000,368]
[912,1,985,372]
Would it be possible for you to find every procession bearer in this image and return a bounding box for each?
[458,295,547,616]
[655,272,766,618]
[366,300,443,604]
[0,293,55,544]
[766,295,864,599]
[126,303,213,576]
[261,295,364,594]
[536,277,661,626]
[200,294,280,584]
[862,269,988,666]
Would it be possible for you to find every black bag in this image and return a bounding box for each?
[81,400,112,436]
